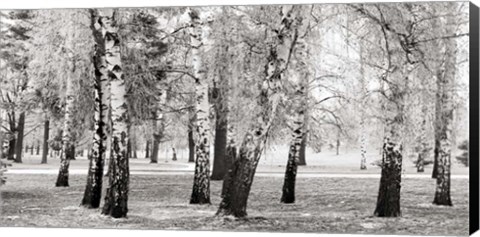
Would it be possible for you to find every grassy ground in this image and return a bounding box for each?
[0,173,469,235]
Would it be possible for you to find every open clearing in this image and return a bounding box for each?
[0,159,469,235]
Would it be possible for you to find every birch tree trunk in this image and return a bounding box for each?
[433,23,455,206]
[151,89,167,164]
[281,38,309,204]
[188,8,212,204]
[280,80,306,204]
[101,9,130,218]
[55,15,76,186]
[373,64,412,217]
[359,44,368,170]
[81,8,110,208]
[217,6,302,217]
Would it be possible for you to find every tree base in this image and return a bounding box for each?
[55,179,69,187]
[190,196,211,205]
[433,195,452,206]
[280,195,295,204]
[210,174,225,181]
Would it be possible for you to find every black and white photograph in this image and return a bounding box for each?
[0,0,478,236]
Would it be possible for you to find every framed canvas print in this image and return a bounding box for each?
[0,0,479,236]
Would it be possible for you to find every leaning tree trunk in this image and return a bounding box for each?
[188,8,212,204]
[55,22,76,186]
[281,38,309,204]
[81,8,110,209]
[101,9,130,218]
[433,26,455,206]
[14,112,25,163]
[217,5,302,217]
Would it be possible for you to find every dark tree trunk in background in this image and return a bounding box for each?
[36,142,40,155]
[7,111,15,160]
[335,129,340,156]
[145,140,150,158]
[151,137,159,163]
[69,144,76,160]
[172,148,177,161]
[25,145,28,153]
[30,145,34,155]
[211,89,228,180]
[127,139,132,159]
[131,132,137,159]
[298,136,307,166]
[417,153,425,172]
[188,124,195,163]
[14,112,25,163]
[8,139,15,161]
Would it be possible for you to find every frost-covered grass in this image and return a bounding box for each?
[0,173,469,235]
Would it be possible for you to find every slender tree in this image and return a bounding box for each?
[188,8,213,204]
[55,11,77,187]
[433,8,456,206]
[81,8,111,208]
[281,37,309,204]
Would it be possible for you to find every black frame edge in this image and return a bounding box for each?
[470,1,480,235]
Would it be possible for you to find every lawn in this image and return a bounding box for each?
[0,172,469,236]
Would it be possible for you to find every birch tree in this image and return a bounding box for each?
[101,9,130,218]
[281,37,309,204]
[188,8,213,204]
[55,11,78,187]
[217,5,303,217]
[81,8,111,208]
[432,3,459,206]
